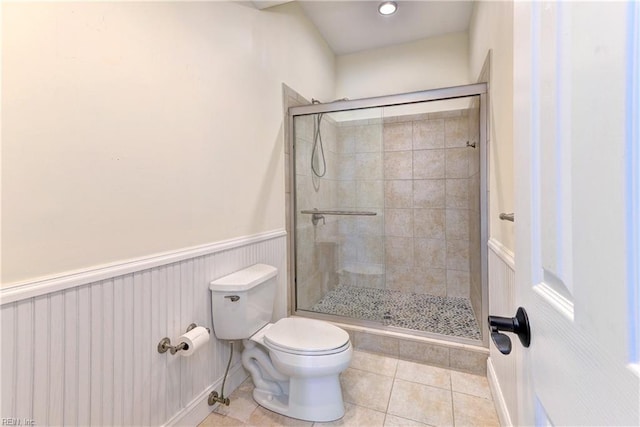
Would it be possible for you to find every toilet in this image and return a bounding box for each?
[209,264,352,422]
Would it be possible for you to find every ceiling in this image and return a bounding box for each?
[253,1,474,55]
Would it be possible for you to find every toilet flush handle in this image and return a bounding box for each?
[224,295,240,302]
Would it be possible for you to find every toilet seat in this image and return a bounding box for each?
[263,317,350,356]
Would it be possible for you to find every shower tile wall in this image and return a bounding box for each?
[294,113,341,310]
[336,110,474,299]
[335,118,385,288]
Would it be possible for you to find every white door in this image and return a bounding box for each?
[513,1,639,426]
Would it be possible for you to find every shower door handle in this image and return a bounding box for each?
[488,307,531,355]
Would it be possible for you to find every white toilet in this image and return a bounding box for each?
[209,264,352,422]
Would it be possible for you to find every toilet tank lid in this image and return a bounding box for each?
[209,264,278,292]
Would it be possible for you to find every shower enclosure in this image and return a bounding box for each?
[289,84,487,344]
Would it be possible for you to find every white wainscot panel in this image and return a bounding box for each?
[487,238,518,427]
[0,231,287,426]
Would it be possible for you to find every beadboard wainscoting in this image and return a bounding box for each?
[487,238,517,426]
[0,230,287,427]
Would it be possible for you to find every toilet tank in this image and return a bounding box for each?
[209,264,278,340]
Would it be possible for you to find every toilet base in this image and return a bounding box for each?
[240,323,351,423]
[252,374,345,422]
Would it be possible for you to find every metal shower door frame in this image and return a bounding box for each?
[287,82,489,346]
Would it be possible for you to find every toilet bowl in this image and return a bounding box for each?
[209,264,352,422]
[242,318,352,422]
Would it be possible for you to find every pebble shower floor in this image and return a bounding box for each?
[311,284,481,340]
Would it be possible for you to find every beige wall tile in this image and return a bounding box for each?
[385,180,413,208]
[385,209,414,238]
[445,178,468,209]
[398,340,449,367]
[339,237,358,266]
[384,151,413,179]
[446,269,470,298]
[356,124,383,153]
[414,208,446,239]
[317,241,338,272]
[446,239,469,271]
[355,209,384,236]
[414,238,446,268]
[326,151,340,180]
[338,181,356,206]
[414,180,445,208]
[358,236,385,264]
[414,149,445,179]
[339,216,359,236]
[356,153,383,180]
[294,115,314,143]
[449,348,487,375]
[339,153,356,180]
[357,180,384,208]
[384,122,413,152]
[322,119,338,154]
[386,265,417,292]
[354,332,399,357]
[414,266,446,296]
[295,140,312,177]
[413,119,445,150]
[446,209,469,240]
[385,236,414,266]
[445,147,469,178]
[337,125,357,153]
[444,116,469,148]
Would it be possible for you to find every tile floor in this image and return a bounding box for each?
[198,350,500,427]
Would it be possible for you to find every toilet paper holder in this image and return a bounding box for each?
[158,323,211,355]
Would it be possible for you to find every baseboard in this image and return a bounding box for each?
[164,362,248,427]
[487,357,512,427]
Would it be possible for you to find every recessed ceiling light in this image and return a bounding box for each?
[378,1,397,15]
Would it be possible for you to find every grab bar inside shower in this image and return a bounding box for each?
[300,209,377,226]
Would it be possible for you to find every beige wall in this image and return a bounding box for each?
[469,1,515,251]
[335,32,471,101]
[1,1,335,285]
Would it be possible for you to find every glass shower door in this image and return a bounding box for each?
[293,107,386,324]
[290,84,487,342]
